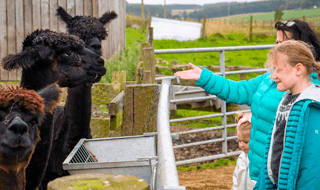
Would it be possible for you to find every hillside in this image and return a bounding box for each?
[126,0,320,19]
[213,8,320,22]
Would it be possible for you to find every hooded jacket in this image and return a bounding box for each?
[196,69,320,180]
[254,84,320,190]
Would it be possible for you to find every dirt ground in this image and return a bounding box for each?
[178,165,236,190]
[171,125,239,190]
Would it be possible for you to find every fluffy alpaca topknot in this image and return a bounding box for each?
[0,85,44,114]
[56,7,118,43]
[22,29,85,50]
[68,16,109,42]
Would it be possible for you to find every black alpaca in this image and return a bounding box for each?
[54,6,117,140]
[2,29,106,190]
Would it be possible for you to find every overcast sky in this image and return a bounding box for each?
[126,0,263,5]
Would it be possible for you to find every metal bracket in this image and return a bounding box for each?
[143,132,179,140]
[137,156,158,190]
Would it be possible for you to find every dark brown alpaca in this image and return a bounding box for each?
[0,84,61,190]
[2,29,107,190]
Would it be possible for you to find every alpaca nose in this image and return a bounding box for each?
[88,37,102,56]
[8,116,28,135]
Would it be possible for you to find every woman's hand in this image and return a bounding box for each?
[174,63,202,81]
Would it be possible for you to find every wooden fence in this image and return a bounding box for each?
[0,0,126,81]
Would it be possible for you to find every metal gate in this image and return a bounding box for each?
[155,44,275,166]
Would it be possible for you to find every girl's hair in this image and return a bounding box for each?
[236,112,252,138]
[265,40,320,78]
[275,19,320,61]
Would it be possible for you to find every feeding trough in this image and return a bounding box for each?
[63,134,158,189]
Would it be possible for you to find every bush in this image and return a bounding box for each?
[100,45,140,83]
[126,14,144,28]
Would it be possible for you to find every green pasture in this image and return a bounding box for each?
[154,33,275,68]
[177,158,237,172]
[221,8,320,22]
[154,32,275,80]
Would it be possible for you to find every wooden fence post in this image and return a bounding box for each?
[303,16,306,22]
[202,16,207,39]
[249,15,253,41]
[123,84,160,136]
[146,12,153,47]
[147,12,151,36]
[109,91,124,132]
[147,12,151,27]
[136,43,150,84]
[148,27,153,47]
[141,0,145,20]
[142,47,155,84]
[111,71,126,92]
[262,19,265,28]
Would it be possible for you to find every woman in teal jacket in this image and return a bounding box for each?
[174,19,320,181]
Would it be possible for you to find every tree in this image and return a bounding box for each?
[182,11,188,19]
[274,9,284,21]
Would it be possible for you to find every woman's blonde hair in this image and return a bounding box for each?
[265,40,320,78]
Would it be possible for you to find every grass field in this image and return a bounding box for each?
[153,31,275,81]
[215,8,320,22]
[154,33,275,69]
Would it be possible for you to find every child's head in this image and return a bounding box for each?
[237,112,252,154]
[266,40,320,94]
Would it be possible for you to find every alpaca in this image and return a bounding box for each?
[54,6,117,141]
[2,29,107,190]
[27,9,118,189]
[0,84,61,190]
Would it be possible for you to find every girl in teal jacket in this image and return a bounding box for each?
[174,20,320,180]
[254,40,320,189]
[175,61,320,181]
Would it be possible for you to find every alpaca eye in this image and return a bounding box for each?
[31,120,38,126]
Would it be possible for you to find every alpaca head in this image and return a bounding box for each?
[57,7,118,56]
[0,84,61,169]
[2,29,106,91]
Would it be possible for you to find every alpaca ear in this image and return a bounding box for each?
[2,46,52,71]
[37,84,62,114]
[56,6,73,24]
[98,11,118,25]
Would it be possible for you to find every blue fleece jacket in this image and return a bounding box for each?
[196,69,320,180]
[254,84,320,190]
